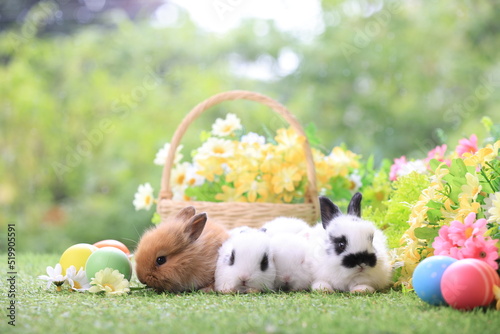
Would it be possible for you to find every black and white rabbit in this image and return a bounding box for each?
[311,193,392,293]
[215,228,276,293]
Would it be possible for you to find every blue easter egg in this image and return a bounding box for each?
[412,256,457,305]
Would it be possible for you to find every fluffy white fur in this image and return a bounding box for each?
[215,229,276,293]
[311,215,392,293]
[262,217,310,237]
[271,234,314,291]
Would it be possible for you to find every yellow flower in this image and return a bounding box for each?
[463,147,494,167]
[271,165,303,194]
[325,147,360,177]
[455,195,481,222]
[211,113,242,137]
[260,146,283,174]
[493,285,500,311]
[484,140,500,161]
[275,127,304,147]
[195,157,226,182]
[235,177,269,202]
[460,173,481,201]
[89,268,130,295]
[429,163,450,184]
[275,128,305,163]
[215,185,247,202]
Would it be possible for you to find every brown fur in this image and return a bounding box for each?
[134,206,229,293]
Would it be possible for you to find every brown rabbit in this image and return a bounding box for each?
[134,206,229,293]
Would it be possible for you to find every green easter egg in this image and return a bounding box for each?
[85,247,132,281]
[59,243,98,275]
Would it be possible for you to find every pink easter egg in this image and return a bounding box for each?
[440,259,500,310]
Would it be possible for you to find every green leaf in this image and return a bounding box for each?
[426,200,443,210]
[199,130,212,142]
[304,122,322,147]
[426,209,442,224]
[414,227,439,242]
[151,212,161,225]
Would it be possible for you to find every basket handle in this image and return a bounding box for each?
[159,90,319,208]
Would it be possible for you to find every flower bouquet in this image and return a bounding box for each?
[133,90,362,228]
[386,118,500,287]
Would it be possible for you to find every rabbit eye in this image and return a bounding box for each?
[260,253,269,271]
[156,256,167,266]
[229,250,235,266]
[331,235,348,255]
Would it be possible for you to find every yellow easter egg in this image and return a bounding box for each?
[59,243,98,274]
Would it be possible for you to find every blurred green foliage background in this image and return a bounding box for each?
[1,0,499,253]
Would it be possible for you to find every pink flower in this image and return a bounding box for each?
[432,212,499,270]
[389,156,407,181]
[425,144,450,166]
[461,236,499,270]
[447,212,487,247]
[455,134,478,157]
[432,225,455,256]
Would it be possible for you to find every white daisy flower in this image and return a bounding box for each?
[195,137,235,160]
[38,263,67,291]
[397,159,427,178]
[211,113,242,137]
[185,163,205,187]
[483,192,500,223]
[241,132,266,145]
[154,143,183,166]
[89,268,130,295]
[133,183,155,211]
[348,173,363,192]
[66,265,91,292]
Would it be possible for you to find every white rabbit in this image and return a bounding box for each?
[261,217,310,237]
[228,225,252,236]
[270,233,314,291]
[311,193,392,293]
[215,228,276,293]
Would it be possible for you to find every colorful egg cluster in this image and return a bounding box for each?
[58,240,132,281]
[413,256,500,310]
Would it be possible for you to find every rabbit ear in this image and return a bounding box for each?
[184,212,207,242]
[319,196,342,229]
[175,206,196,220]
[347,192,362,218]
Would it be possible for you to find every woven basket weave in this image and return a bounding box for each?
[158,90,320,229]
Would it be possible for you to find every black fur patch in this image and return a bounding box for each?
[331,235,348,255]
[229,250,235,266]
[342,251,377,268]
[260,253,269,271]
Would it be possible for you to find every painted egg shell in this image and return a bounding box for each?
[85,247,132,281]
[441,259,500,310]
[93,239,130,255]
[59,243,98,275]
[412,255,458,305]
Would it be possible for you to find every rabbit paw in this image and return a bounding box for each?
[311,281,333,293]
[350,284,375,293]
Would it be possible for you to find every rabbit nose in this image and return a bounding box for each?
[239,274,250,283]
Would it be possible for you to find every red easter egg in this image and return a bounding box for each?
[441,259,500,310]
[93,239,130,255]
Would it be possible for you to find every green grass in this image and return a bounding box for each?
[1,254,499,334]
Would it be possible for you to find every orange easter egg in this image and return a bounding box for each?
[93,239,130,255]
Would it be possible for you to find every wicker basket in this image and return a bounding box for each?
[157,90,320,229]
